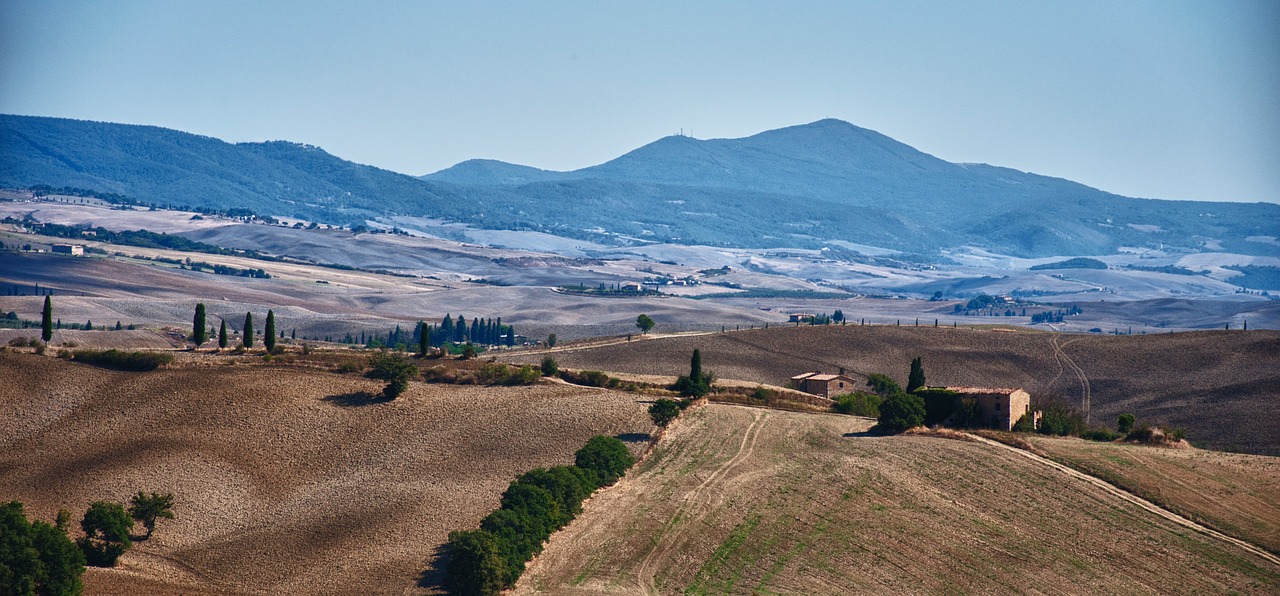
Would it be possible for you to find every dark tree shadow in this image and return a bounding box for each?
[842,429,882,438]
[322,391,391,407]
[417,543,449,590]
[614,432,653,444]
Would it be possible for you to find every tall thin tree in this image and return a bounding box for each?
[242,312,254,348]
[41,295,53,343]
[418,321,429,357]
[264,310,276,352]
[218,320,228,348]
[193,303,208,346]
[907,356,926,393]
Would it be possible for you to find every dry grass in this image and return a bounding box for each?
[0,352,654,594]
[504,325,1280,455]
[516,404,1280,594]
[1018,435,1280,555]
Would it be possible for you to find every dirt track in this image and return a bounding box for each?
[517,404,1280,594]
[0,353,654,594]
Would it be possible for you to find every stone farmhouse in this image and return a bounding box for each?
[940,387,1036,431]
[51,243,84,256]
[790,372,858,398]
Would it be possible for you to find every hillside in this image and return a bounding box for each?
[5,114,1278,257]
[0,353,654,594]
[516,404,1280,594]
[505,325,1280,455]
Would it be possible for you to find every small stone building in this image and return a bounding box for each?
[943,387,1035,431]
[51,243,84,256]
[791,372,858,398]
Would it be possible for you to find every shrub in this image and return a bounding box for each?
[1082,428,1121,442]
[334,359,363,374]
[876,392,926,434]
[444,529,504,596]
[574,435,635,487]
[540,356,559,377]
[0,501,85,595]
[1012,412,1037,433]
[366,351,417,399]
[865,373,901,397]
[1036,399,1086,437]
[71,349,173,371]
[559,370,611,387]
[7,336,28,347]
[648,398,681,427]
[1117,413,1136,435]
[833,391,881,416]
[750,386,776,402]
[78,501,132,567]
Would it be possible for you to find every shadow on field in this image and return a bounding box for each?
[615,432,653,444]
[322,391,391,407]
[416,544,449,591]
[842,430,880,438]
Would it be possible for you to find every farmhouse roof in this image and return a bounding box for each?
[940,386,1026,395]
[791,372,818,381]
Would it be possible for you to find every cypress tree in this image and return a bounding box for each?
[85,320,92,331]
[907,356,926,393]
[419,322,429,357]
[264,310,276,352]
[41,295,53,342]
[505,325,515,347]
[193,303,208,346]
[243,312,254,348]
[219,321,228,348]
[690,348,703,385]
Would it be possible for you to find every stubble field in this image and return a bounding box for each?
[516,404,1280,594]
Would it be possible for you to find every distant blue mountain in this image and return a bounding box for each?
[4,114,1277,258]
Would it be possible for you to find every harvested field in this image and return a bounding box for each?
[1015,435,1280,554]
[505,325,1280,455]
[0,328,178,349]
[0,352,654,594]
[517,404,1280,594]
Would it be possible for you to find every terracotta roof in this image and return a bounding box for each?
[791,372,818,380]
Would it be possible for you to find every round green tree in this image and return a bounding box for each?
[877,392,926,434]
[574,435,635,487]
[649,398,681,427]
[78,501,133,567]
[635,314,655,334]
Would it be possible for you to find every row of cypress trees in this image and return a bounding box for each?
[192,303,278,350]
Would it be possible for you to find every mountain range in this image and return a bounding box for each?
[2,114,1277,259]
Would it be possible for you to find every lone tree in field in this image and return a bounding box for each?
[367,351,417,399]
[242,312,254,348]
[78,501,133,567]
[218,320,228,349]
[42,295,53,343]
[264,310,277,352]
[635,314,655,334]
[127,491,175,538]
[907,356,926,393]
[192,303,207,346]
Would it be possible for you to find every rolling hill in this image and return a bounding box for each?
[4,114,1278,258]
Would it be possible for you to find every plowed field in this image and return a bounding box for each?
[505,325,1280,454]
[0,353,654,594]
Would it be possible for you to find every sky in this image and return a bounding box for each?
[1,1,1277,204]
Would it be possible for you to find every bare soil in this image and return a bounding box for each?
[0,352,654,594]
[517,404,1280,594]
[505,325,1280,455]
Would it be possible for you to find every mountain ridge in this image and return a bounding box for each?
[3,114,1277,258]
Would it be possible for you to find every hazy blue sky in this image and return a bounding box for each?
[2,1,1277,203]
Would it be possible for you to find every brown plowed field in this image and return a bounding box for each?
[505,325,1280,454]
[516,404,1280,594]
[0,353,654,594]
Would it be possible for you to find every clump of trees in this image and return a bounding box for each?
[77,502,133,567]
[648,398,682,427]
[672,349,714,398]
[444,436,635,595]
[832,391,881,417]
[1,501,85,595]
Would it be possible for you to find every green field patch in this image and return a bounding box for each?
[685,514,762,595]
